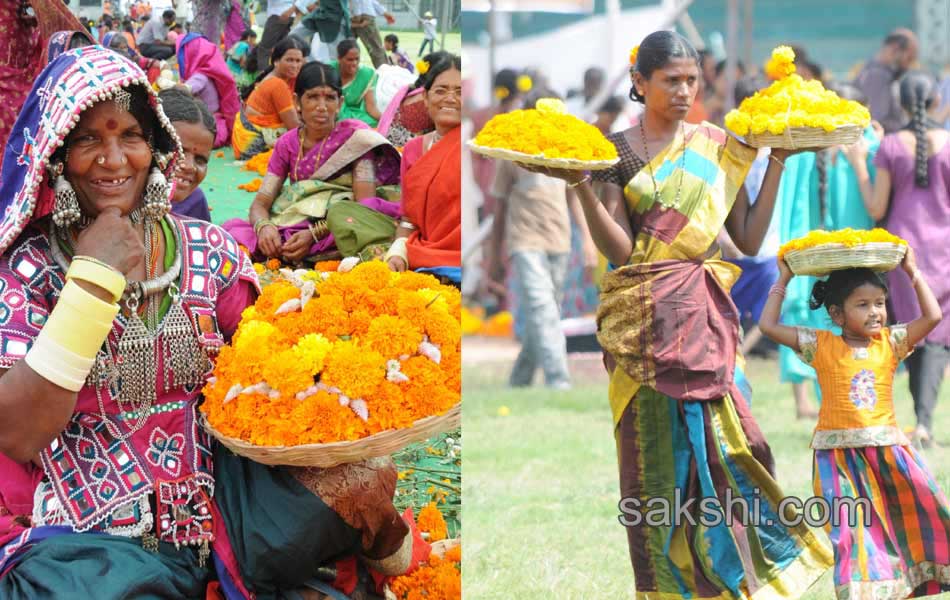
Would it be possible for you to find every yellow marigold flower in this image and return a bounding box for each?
[416,59,429,75]
[764,45,796,81]
[292,333,333,376]
[252,262,266,275]
[493,86,509,100]
[629,44,640,66]
[516,74,533,92]
[535,98,567,114]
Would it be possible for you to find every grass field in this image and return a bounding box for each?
[461,344,950,599]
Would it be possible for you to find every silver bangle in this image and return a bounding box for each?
[398,220,417,231]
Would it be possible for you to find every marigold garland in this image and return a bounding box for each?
[201,261,462,446]
[778,228,907,259]
[474,108,618,162]
[725,46,869,137]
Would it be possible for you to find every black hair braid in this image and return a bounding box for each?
[809,280,828,310]
[913,91,929,187]
[815,150,828,226]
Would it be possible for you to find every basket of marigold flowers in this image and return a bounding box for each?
[779,228,908,276]
[724,46,869,149]
[200,260,461,467]
[468,98,619,170]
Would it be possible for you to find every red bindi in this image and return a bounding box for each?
[106,119,118,130]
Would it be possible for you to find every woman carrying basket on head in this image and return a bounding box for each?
[528,31,833,598]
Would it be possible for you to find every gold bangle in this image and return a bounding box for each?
[68,256,127,304]
[254,218,276,236]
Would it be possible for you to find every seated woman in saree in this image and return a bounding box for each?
[102,30,162,84]
[331,39,382,127]
[224,61,401,265]
[377,51,447,148]
[386,53,461,285]
[177,32,241,148]
[162,88,215,222]
[533,31,834,599]
[0,48,415,599]
[232,36,306,160]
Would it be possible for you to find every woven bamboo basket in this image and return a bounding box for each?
[467,140,618,171]
[201,402,461,467]
[744,123,864,149]
[784,242,906,276]
[384,538,461,600]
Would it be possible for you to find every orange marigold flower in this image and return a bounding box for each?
[417,502,448,542]
[238,178,263,192]
[321,341,387,399]
[364,315,424,357]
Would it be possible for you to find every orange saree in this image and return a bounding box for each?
[402,126,461,269]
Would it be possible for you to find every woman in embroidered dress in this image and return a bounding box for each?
[176,32,242,149]
[759,252,950,598]
[525,31,833,598]
[0,48,415,599]
[225,61,401,264]
[232,36,307,160]
[331,39,382,128]
[386,53,460,286]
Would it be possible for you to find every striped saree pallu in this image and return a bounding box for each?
[600,123,833,598]
[813,445,950,598]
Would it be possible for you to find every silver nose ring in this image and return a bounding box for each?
[96,155,106,165]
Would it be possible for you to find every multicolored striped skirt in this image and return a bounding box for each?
[813,444,950,598]
[614,368,833,599]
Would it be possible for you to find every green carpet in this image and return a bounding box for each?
[202,152,261,226]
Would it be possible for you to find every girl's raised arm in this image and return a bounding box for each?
[902,246,943,347]
[758,258,801,351]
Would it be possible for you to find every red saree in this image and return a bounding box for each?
[402,126,461,269]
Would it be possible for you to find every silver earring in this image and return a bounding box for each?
[143,166,171,220]
[50,162,81,228]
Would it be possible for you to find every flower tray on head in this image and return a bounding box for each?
[743,123,864,150]
[201,403,461,467]
[779,229,908,277]
[200,261,462,467]
[469,97,619,171]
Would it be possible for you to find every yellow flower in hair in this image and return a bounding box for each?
[516,75,533,93]
[416,60,429,75]
[629,45,640,66]
[494,86,510,100]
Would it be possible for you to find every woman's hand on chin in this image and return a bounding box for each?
[74,206,144,276]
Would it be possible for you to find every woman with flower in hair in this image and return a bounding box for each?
[386,53,461,285]
[0,48,415,598]
[850,69,950,448]
[524,30,833,598]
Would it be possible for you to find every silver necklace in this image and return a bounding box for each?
[640,120,687,210]
[50,215,206,439]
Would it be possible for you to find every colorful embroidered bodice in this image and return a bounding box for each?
[0,217,258,546]
[797,326,911,448]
